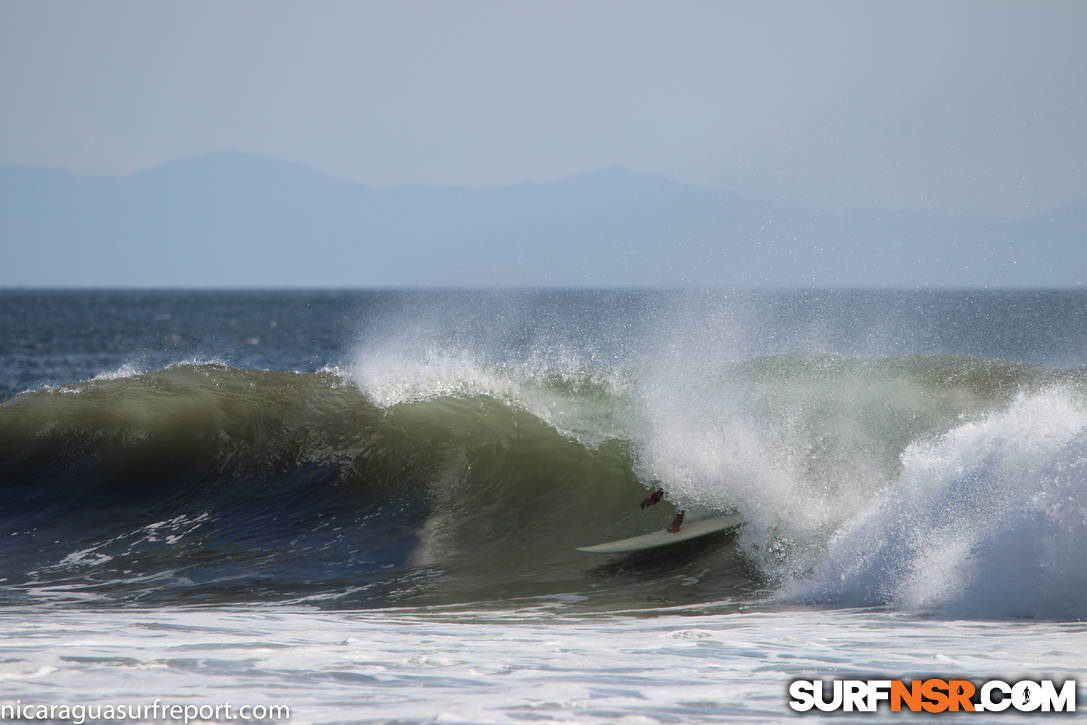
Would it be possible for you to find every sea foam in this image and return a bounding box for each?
[784,388,1087,618]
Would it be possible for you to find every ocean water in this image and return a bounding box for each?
[1,289,1086,722]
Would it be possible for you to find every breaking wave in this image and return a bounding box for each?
[1,353,1085,618]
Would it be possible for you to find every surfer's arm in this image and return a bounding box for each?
[640,488,664,509]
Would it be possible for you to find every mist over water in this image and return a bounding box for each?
[1,289,1086,618]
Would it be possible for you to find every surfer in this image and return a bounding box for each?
[639,488,685,533]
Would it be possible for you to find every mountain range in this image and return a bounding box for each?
[2,152,1084,287]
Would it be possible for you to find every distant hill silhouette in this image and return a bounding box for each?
[2,152,1084,287]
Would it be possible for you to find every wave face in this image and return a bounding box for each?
[0,362,688,607]
[2,289,1087,617]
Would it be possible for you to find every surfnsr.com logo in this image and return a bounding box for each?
[788,679,1077,713]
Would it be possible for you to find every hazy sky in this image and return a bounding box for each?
[3,0,1086,219]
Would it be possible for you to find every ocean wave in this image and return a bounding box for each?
[1,355,1084,615]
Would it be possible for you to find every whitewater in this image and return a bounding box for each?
[1,289,1085,722]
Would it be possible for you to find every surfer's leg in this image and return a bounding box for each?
[667,510,685,533]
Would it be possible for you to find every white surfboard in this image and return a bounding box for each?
[576,514,742,554]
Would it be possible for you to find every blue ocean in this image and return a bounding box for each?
[1,289,1085,722]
